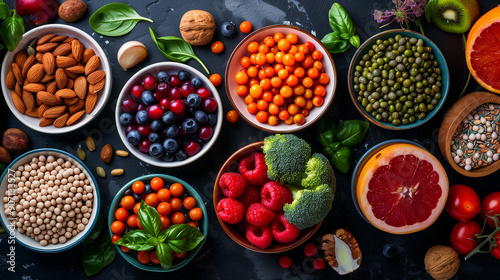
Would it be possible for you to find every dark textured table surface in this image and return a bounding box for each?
[1,0,499,279]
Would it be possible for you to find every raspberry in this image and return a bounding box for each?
[238,185,261,209]
[219,172,247,198]
[261,181,293,211]
[246,225,273,249]
[271,213,301,243]
[216,198,245,224]
[238,152,269,185]
[246,203,275,226]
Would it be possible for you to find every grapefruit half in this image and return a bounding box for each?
[356,143,448,234]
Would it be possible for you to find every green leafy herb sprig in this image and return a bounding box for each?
[150,27,210,74]
[82,215,116,276]
[321,3,360,54]
[89,3,153,37]
[115,200,205,270]
[316,116,369,174]
[0,0,24,52]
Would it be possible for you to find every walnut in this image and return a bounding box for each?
[321,229,361,275]
[58,0,87,22]
[424,245,460,280]
[179,10,216,46]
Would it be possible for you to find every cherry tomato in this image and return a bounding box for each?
[150,251,160,264]
[111,221,125,235]
[189,207,203,221]
[145,193,159,207]
[111,234,122,244]
[183,197,197,210]
[211,41,224,54]
[137,251,151,264]
[445,185,481,222]
[121,195,135,210]
[226,110,240,123]
[115,207,129,222]
[491,232,500,260]
[169,197,182,212]
[240,21,252,34]
[209,73,222,87]
[157,201,172,216]
[132,181,145,194]
[171,212,186,224]
[157,189,171,202]
[127,214,138,228]
[150,177,164,191]
[174,251,187,259]
[450,220,481,255]
[170,183,184,197]
[480,192,500,228]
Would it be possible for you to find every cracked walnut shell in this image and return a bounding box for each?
[179,10,216,46]
[321,228,361,275]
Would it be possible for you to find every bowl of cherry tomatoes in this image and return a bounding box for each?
[108,174,208,272]
[225,25,337,133]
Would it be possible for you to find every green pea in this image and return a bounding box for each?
[392,119,401,126]
[418,112,426,120]
[405,101,413,108]
[366,104,373,112]
[419,103,427,112]
[404,49,413,57]
[389,104,395,112]
[402,118,409,125]
[409,116,416,123]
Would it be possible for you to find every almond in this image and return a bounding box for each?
[63,97,78,105]
[100,144,113,164]
[65,69,79,79]
[42,53,56,74]
[12,92,26,114]
[6,70,15,89]
[22,55,36,77]
[38,103,49,118]
[50,35,68,43]
[82,49,95,64]
[66,110,85,126]
[85,93,97,113]
[87,70,105,84]
[63,37,77,44]
[37,91,59,106]
[36,42,58,52]
[66,79,74,89]
[88,78,105,94]
[12,63,23,85]
[52,43,71,57]
[55,88,76,98]
[65,65,85,74]
[53,113,69,128]
[22,90,36,111]
[40,73,55,83]
[14,83,22,97]
[27,64,45,83]
[56,56,77,68]
[55,68,68,89]
[46,81,58,94]
[38,34,56,45]
[43,105,66,118]
[23,83,45,92]
[36,52,44,63]
[71,39,84,62]
[0,146,12,163]
[74,76,88,99]
[69,99,85,114]
[39,117,54,127]
[25,108,39,118]
[15,51,28,69]
[84,55,100,76]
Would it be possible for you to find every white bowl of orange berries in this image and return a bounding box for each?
[108,174,208,272]
[225,25,337,133]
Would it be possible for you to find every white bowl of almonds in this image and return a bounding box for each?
[0,148,100,253]
[1,24,112,134]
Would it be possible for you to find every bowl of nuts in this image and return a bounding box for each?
[0,148,100,253]
[1,24,112,134]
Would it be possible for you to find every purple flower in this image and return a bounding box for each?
[374,0,428,28]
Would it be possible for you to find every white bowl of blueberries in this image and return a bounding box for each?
[115,62,223,167]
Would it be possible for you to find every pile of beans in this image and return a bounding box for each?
[2,155,94,246]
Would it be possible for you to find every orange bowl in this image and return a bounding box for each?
[213,141,321,253]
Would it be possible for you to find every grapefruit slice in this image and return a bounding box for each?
[356,143,448,234]
[466,6,500,93]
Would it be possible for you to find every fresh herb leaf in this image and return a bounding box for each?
[0,3,10,20]
[321,32,350,53]
[328,3,355,36]
[138,200,162,237]
[349,35,360,48]
[150,27,210,74]
[163,224,205,253]
[331,146,353,174]
[82,214,103,246]
[336,120,369,147]
[316,117,336,148]
[156,243,173,270]
[424,0,437,24]
[89,3,153,37]
[0,44,3,51]
[114,229,155,251]
[82,230,116,276]
[1,12,24,52]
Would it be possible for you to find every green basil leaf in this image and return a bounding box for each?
[1,13,24,52]
[156,243,173,270]
[340,33,351,40]
[350,35,360,48]
[323,147,333,155]
[82,230,116,276]
[158,228,169,243]
[0,3,10,20]
[136,237,159,251]
[163,224,205,253]
[321,32,350,54]
[82,214,103,246]
[316,116,336,147]
[114,229,152,250]
[89,3,153,36]
[331,146,353,174]
[149,27,210,74]
[328,142,342,153]
[138,200,162,237]
[336,120,369,147]
[424,0,437,24]
[328,3,355,36]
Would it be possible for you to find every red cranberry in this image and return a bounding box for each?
[159,98,170,110]
[142,75,158,91]
[131,84,145,99]
[198,125,214,140]
[202,97,218,112]
[147,104,164,120]
[125,125,138,136]
[196,87,212,99]
[137,103,147,111]
[178,125,187,137]
[185,140,201,156]
[121,97,138,113]
[137,125,151,137]
[180,81,196,98]
[169,87,182,100]
[139,139,152,153]
[153,92,163,102]
[156,82,170,97]
[170,99,186,114]
[169,75,181,87]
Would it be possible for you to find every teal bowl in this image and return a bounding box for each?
[348,29,450,130]
[108,174,208,272]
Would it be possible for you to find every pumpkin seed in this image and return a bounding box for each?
[77,147,86,160]
[27,45,36,56]
[85,136,96,151]
[96,166,106,178]
[111,168,124,176]
[116,150,129,157]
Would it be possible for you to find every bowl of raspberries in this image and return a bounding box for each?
[214,135,336,253]
[115,62,223,167]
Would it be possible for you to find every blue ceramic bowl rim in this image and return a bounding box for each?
[0,148,100,253]
[348,29,450,130]
[108,174,208,272]
[350,139,425,226]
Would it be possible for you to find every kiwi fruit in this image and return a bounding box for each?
[426,0,480,33]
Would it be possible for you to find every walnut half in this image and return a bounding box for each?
[179,10,216,46]
[321,228,361,275]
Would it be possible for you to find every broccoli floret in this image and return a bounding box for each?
[283,183,335,230]
[262,134,311,186]
[301,153,335,188]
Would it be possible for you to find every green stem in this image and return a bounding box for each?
[417,18,425,36]
[405,19,411,30]
[192,56,210,74]
[464,227,500,261]
[457,33,471,100]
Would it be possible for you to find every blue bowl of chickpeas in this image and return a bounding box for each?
[348,29,450,130]
[0,148,100,253]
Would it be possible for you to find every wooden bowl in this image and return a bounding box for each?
[213,141,321,253]
[438,91,500,177]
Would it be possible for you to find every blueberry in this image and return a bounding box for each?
[382,243,401,259]
[178,70,191,81]
[188,107,197,116]
[194,110,208,124]
[208,113,217,126]
[141,90,156,106]
[156,71,169,83]
[191,77,203,89]
[119,112,133,126]
[132,192,141,202]
[162,153,175,162]
[149,143,164,158]
[127,130,141,145]
[148,132,162,143]
[124,189,133,196]
[182,118,199,134]
[221,22,236,38]
[150,120,163,132]
[186,93,202,108]
[135,110,149,125]
[144,184,154,194]
[162,111,176,125]
[163,138,179,153]
[165,125,178,138]
[175,150,187,161]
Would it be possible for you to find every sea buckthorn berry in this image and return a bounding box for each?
[240,21,253,33]
[189,207,203,221]
[266,53,275,64]
[307,67,319,79]
[293,67,305,78]
[301,56,314,69]
[280,85,293,98]
[273,94,285,106]
[278,39,291,52]
[271,76,282,88]
[247,102,258,114]
[286,75,299,87]
[255,53,267,65]
[302,77,313,88]
[304,41,315,52]
[264,36,275,47]
[235,71,249,85]
[286,33,298,45]
[294,52,305,63]
[312,96,324,106]
[285,115,294,125]
[256,111,269,123]
[258,69,267,80]
[226,110,240,123]
[288,104,300,115]
[304,88,314,99]
[312,50,323,60]
[247,66,258,78]
[210,73,222,87]
[250,54,257,64]
[237,85,249,96]
[279,110,289,120]
[268,103,280,115]
[274,63,284,73]
[275,52,285,64]
[313,60,323,71]
[264,66,275,78]
[244,95,255,105]
[171,212,186,225]
[121,195,135,210]
[240,56,251,68]
[211,41,224,54]
[262,91,274,102]
[293,113,306,125]
[258,44,269,54]
[277,69,289,79]
[150,177,165,192]
[294,96,306,107]
[314,85,326,97]
[115,207,129,222]
[132,181,145,194]
[288,45,298,55]
[298,44,309,54]
[256,99,269,111]
[318,73,330,85]
[294,85,305,96]
[274,32,284,43]
[170,183,184,197]
[268,115,279,126]
[282,54,295,66]
[157,201,172,216]
[157,188,171,202]
[305,99,314,110]
[249,84,263,99]
[260,78,271,90]
[249,78,260,86]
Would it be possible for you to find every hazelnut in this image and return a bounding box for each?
[424,245,460,280]
[179,10,216,46]
[3,128,29,154]
[58,0,87,22]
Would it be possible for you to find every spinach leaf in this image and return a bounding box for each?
[89,3,153,37]
[82,214,103,246]
[336,120,369,147]
[138,201,162,237]
[331,146,353,174]
[150,27,210,74]
[114,229,155,251]
[82,230,116,276]
[0,3,10,20]
[328,3,355,36]
[1,12,24,52]
[156,243,173,270]
[163,224,205,253]
[321,32,350,54]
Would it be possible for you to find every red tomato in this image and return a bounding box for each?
[480,192,500,228]
[445,185,481,221]
[450,220,481,255]
[491,232,500,260]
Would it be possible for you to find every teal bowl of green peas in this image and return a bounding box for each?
[348,29,449,130]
